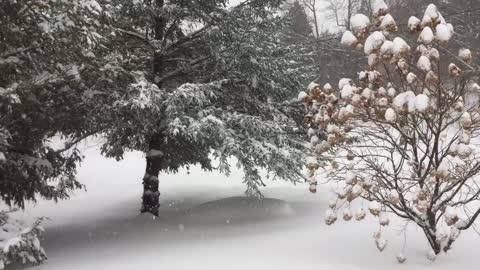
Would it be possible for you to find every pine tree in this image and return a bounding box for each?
[90,0,315,216]
[0,0,315,265]
[0,0,105,267]
[284,1,314,42]
[0,0,104,208]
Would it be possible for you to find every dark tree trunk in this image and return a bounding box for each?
[140,0,166,216]
[141,155,162,216]
[346,0,352,31]
[423,226,442,255]
[443,238,455,253]
[141,136,164,216]
[431,239,442,255]
[312,2,320,38]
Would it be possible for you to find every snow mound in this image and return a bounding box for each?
[184,197,294,225]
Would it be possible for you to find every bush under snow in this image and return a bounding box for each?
[0,211,46,269]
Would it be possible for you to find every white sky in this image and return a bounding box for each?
[228,0,341,34]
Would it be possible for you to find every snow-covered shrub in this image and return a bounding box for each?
[0,210,46,269]
[301,0,480,261]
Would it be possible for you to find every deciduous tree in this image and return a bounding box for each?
[301,0,480,261]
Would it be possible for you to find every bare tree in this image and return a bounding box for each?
[325,0,372,30]
[300,0,480,261]
[302,0,321,37]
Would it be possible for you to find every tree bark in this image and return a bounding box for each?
[139,0,166,216]
[141,137,164,216]
[346,0,352,31]
[423,227,442,254]
[312,1,320,38]
[140,157,162,216]
[432,241,441,254]
[141,157,162,216]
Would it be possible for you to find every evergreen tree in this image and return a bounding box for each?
[284,1,314,42]
[0,0,105,267]
[0,1,318,264]
[89,0,316,216]
[0,0,104,208]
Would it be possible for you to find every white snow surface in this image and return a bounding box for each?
[385,108,396,122]
[392,37,410,55]
[393,91,416,112]
[379,14,396,30]
[372,0,388,16]
[298,91,308,101]
[417,55,432,71]
[418,27,434,45]
[341,30,358,47]
[436,24,453,42]
[458,48,472,61]
[364,31,385,55]
[408,16,420,31]
[12,143,480,270]
[338,78,352,90]
[307,82,320,92]
[341,84,354,99]
[425,4,439,21]
[407,72,417,84]
[350,14,370,34]
[380,40,394,55]
[414,94,429,112]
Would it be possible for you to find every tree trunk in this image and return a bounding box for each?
[141,137,164,216]
[431,239,442,255]
[346,0,352,31]
[140,0,166,216]
[312,2,320,38]
[141,156,162,216]
[423,227,442,254]
[443,238,455,253]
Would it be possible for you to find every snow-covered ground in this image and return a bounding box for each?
[18,144,480,270]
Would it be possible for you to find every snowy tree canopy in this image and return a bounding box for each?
[0,0,108,208]
[0,0,316,266]
[70,0,317,216]
[0,1,110,266]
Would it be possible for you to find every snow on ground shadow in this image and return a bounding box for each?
[15,147,480,270]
